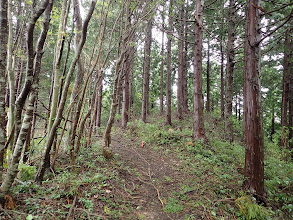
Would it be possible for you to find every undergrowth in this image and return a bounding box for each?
[1,111,292,219]
[125,112,293,219]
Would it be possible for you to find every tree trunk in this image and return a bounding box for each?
[206,40,210,112]
[243,0,266,203]
[281,30,291,148]
[289,33,293,153]
[48,0,69,132]
[122,51,130,128]
[128,45,135,116]
[96,79,103,128]
[166,0,173,126]
[160,16,165,115]
[142,21,152,123]
[193,0,205,139]
[182,0,189,114]
[0,0,8,183]
[68,0,84,144]
[7,0,15,148]
[176,1,184,119]
[224,0,236,143]
[220,40,225,120]
[270,104,275,142]
[103,50,126,158]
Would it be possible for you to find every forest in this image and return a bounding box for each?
[0,0,292,219]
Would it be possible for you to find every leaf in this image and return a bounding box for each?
[26,215,34,220]
[104,205,111,215]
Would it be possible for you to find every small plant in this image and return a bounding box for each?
[235,195,269,220]
[18,163,37,181]
[163,197,183,213]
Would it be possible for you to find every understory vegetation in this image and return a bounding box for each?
[1,110,292,219]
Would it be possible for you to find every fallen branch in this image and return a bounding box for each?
[66,194,77,220]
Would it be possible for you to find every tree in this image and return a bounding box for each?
[176,0,184,119]
[142,20,152,123]
[166,0,173,126]
[206,40,210,112]
[243,0,266,203]
[225,0,236,142]
[280,29,291,148]
[159,12,165,115]
[193,0,205,139]
[0,0,8,183]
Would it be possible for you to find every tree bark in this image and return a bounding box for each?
[281,29,291,148]
[160,15,165,115]
[288,31,293,153]
[122,51,130,128]
[243,0,266,203]
[166,0,173,126]
[67,0,84,145]
[220,40,225,120]
[225,0,236,143]
[96,79,103,128]
[193,0,205,139]
[142,20,152,123]
[182,0,189,114]
[176,1,184,119]
[206,40,210,112]
[7,0,15,147]
[0,0,8,183]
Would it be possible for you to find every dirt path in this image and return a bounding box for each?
[111,134,200,220]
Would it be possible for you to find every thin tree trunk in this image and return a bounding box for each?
[225,0,236,143]
[220,40,225,120]
[122,53,130,128]
[48,0,69,132]
[128,45,135,116]
[160,16,165,115]
[289,34,293,153]
[0,0,8,183]
[142,21,152,123]
[96,80,103,128]
[177,1,184,119]
[166,0,173,126]
[182,0,189,114]
[68,0,84,145]
[270,104,275,142]
[7,0,15,147]
[281,30,291,148]
[206,40,210,112]
[243,0,266,203]
[193,0,205,139]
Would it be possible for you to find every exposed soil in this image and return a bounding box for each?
[109,133,203,219]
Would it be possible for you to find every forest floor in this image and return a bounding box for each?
[0,113,292,219]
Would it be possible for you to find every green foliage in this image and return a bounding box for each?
[163,197,183,213]
[235,196,270,220]
[18,163,37,182]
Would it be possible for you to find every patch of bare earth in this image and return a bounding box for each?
[110,134,203,219]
